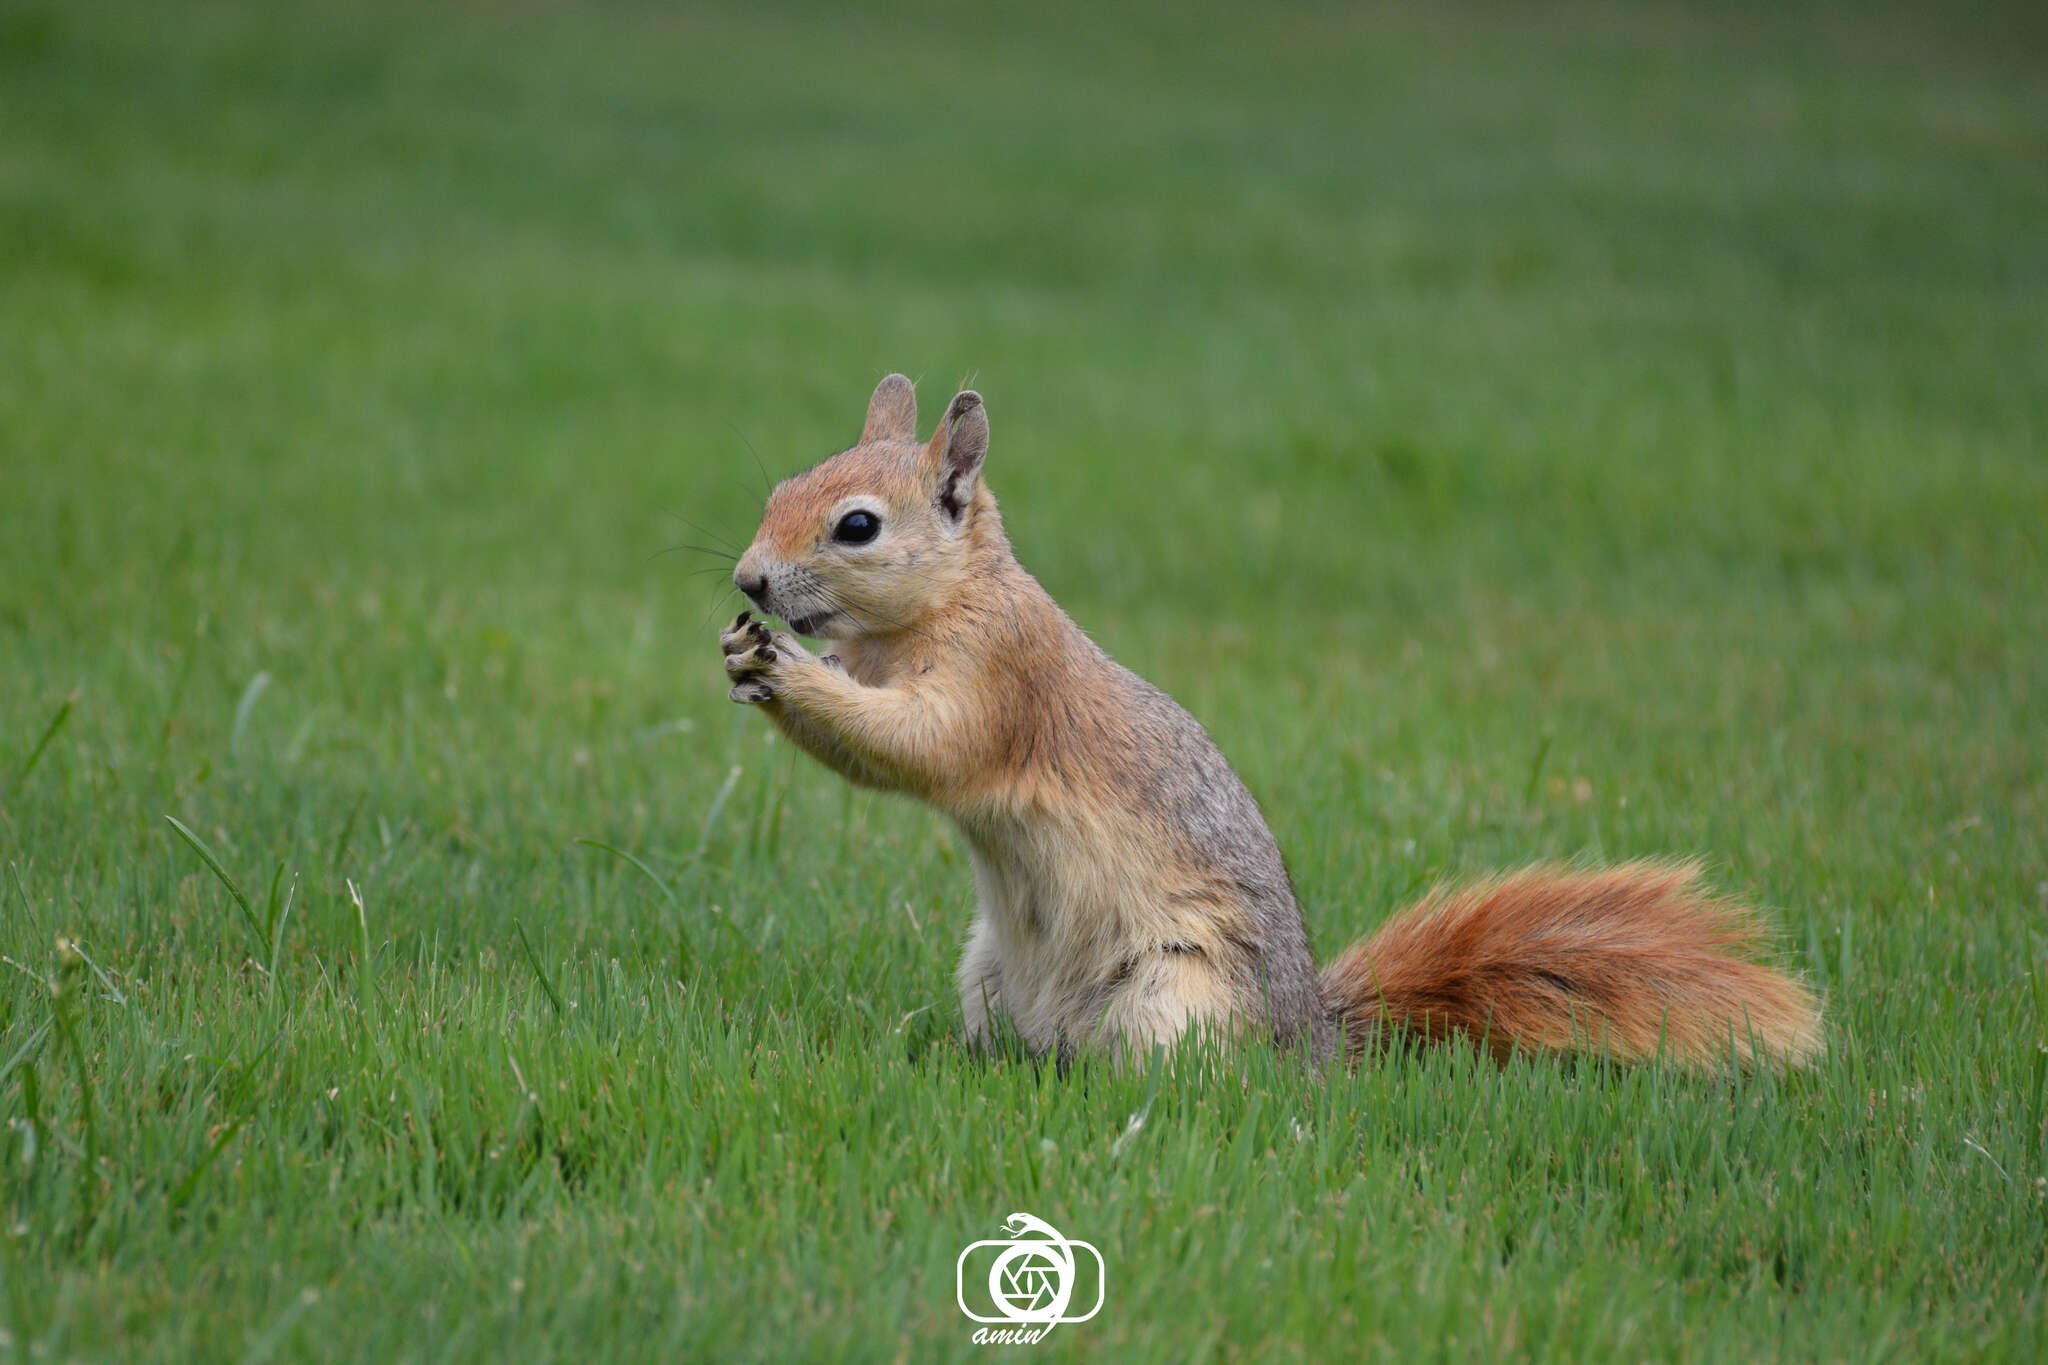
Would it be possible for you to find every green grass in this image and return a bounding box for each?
[2,0,2045,1358]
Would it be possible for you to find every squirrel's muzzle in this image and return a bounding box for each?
[733,561,770,607]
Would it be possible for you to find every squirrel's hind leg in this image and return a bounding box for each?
[1085,952,1241,1062]
[957,917,1007,1049]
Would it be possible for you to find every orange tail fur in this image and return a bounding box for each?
[1319,860,1823,1070]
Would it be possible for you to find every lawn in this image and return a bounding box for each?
[1,0,2044,1359]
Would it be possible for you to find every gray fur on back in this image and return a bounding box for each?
[1110,661,1333,1057]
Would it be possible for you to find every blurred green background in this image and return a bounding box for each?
[2,0,2044,1359]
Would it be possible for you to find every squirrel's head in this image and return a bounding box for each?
[733,375,995,640]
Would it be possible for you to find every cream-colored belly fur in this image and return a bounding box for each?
[952,810,1238,1057]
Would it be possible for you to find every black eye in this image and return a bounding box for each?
[833,510,880,545]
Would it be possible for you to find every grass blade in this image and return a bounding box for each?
[7,689,77,797]
[1110,1043,1169,1164]
[578,838,693,978]
[575,838,680,907]
[230,671,271,757]
[693,765,744,862]
[345,879,379,1050]
[0,1020,52,1089]
[163,816,267,955]
[514,921,564,1017]
[1522,732,1553,803]
[269,872,297,984]
[167,1115,249,1215]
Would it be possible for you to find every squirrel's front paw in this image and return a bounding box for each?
[728,677,774,704]
[719,610,772,659]
[722,611,794,704]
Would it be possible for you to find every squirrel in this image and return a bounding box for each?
[717,374,1823,1070]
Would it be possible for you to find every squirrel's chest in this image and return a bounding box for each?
[961,827,1054,939]
[957,832,1082,1046]
[953,813,1252,1054]
[954,807,1184,949]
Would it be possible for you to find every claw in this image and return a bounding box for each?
[758,645,776,663]
[729,680,772,704]
[733,610,752,630]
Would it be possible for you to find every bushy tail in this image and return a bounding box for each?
[1319,860,1823,1070]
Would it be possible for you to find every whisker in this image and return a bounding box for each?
[661,510,746,557]
[647,542,739,564]
[724,421,775,499]
[701,585,744,629]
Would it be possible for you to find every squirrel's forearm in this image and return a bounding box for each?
[759,699,891,788]
[774,665,974,793]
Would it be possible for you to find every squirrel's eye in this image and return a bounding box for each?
[833,510,880,545]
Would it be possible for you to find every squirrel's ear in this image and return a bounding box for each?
[926,391,988,523]
[861,373,918,443]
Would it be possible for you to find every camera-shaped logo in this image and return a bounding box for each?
[956,1212,1104,1345]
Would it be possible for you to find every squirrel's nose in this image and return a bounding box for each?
[734,567,769,603]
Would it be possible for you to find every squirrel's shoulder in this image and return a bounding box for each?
[941,575,1272,836]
